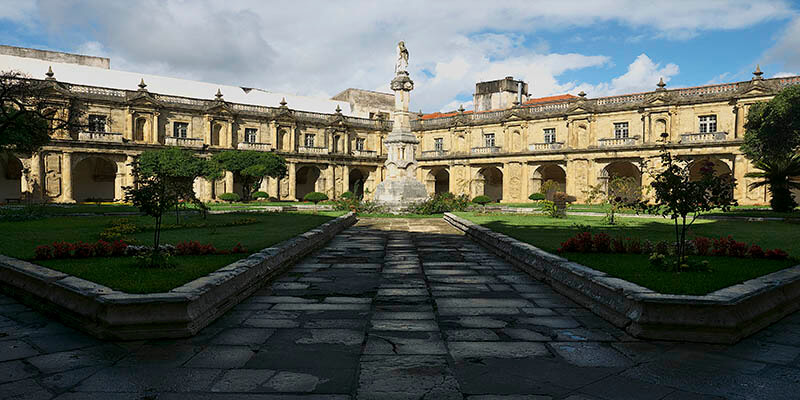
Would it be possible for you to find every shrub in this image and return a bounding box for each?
[626,237,642,254]
[592,233,611,252]
[766,248,789,260]
[654,240,671,255]
[692,237,712,256]
[641,239,654,255]
[93,240,113,257]
[303,192,329,204]
[541,200,561,218]
[252,191,269,200]
[472,195,492,206]
[72,242,94,258]
[712,236,733,256]
[528,193,546,201]
[411,193,470,214]
[340,191,354,199]
[748,244,765,258]
[34,245,53,260]
[232,243,247,253]
[611,237,626,253]
[111,240,128,256]
[729,240,749,258]
[52,241,74,258]
[218,192,241,203]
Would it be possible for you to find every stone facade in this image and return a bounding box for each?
[2,58,799,205]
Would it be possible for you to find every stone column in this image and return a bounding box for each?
[61,152,74,203]
[269,122,278,148]
[287,162,296,200]
[125,109,134,141]
[224,171,234,195]
[114,160,126,201]
[202,178,214,201]
[342,165,350,196]
[151,112,160,144]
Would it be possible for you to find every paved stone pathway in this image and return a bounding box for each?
[2,218,800,399]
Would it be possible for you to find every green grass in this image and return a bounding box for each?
[456,212,799,295]
[0,211,344,293]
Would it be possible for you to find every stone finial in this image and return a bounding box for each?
[418,109,424,117]
[656,77,666,91]
[138,78,147,91]
[458,104,465,113]
[215,88,223,100]
[335,104,342,114]
[578,91,586,98]
[753,65,764,80]
[45,66,55,80]
[279,97,288,107]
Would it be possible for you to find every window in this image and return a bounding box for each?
[244,128,258,143]
[173,122,188,138]
[88,115,106,132]
[613,122,629,139]
[699,115,717,133]
[434,137,444,151]
[356,138,365,151]
[543,128,556,144]
[333,135,340,152]
[484,133,495,147]
[304,134,315,147]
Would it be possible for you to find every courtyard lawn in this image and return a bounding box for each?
[0,211,344,293]
[456,212,799,295]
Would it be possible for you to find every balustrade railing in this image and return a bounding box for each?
[680,132,728,143]
[297,146,329,155]
[421,149,450,158]
[598,136,639,147]
[471,146,502,154]
[237,142,272,151]
[352,149,378,157]
[528,142,564,151]
[78,131,123,143]
[165,136,204,148]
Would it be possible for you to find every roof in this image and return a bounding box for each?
[0,54,353,115]
[522,94,577,106]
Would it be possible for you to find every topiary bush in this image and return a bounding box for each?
[472,195,492,205]
[303,192,329,213]
[340,191,354,199]
[528,193,546,201]
[218,193,241,203]
[252,191,269,200]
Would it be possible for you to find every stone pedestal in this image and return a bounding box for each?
[373,71,428,210]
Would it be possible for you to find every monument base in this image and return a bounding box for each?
[373,177,429,211]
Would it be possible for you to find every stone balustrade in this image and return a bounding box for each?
[297,146,329,155]
[471,146,502,154]
[78,131,123,143]
[598,136,639,147]
[237,142,272,151]
[165,136,204,148]
[352,149,378,157]
[680,132,728,143]
[528,142,564,151]
[421,149,449,158]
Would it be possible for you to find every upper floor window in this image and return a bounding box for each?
[543,128,556,144]
[614,122,629,139]
[304,134,315,147]
[699,115,717,133]
[173,122,188,138]
[484,133,495,147]
[356,138,366,151]
[244,128,258,143]
[88,115,106,132]
[434,137,444,151]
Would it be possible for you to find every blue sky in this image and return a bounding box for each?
[1,0,799,112]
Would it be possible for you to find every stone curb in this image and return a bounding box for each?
[0,212,356,340]
[443,212,800,344]
[467,206,795,222]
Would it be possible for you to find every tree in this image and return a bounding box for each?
[1,71,85,154]
[208,150,287,201]
[741,85,800,211]
[650,149,737,265]
[745,154,800,212]
[125,148,207,266]
[585,176,643,225]
[303,192,328,214]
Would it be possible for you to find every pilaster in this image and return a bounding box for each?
[61,152,74,203]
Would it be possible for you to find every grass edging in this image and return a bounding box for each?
[0,212,356,340]
[443,212,800,344]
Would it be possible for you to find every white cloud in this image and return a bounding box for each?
[21,0,794,110]
[764,16,800,73]
[773,72,798,78]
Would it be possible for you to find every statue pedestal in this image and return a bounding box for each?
[373,177,428,211]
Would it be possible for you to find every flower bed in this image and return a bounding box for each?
[34,239,248,260]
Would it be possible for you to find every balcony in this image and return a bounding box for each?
[528,142,564,151]
[598,136,639,147]
[237,142,272,151]
[78,131,123,143]
[297,146,329,155]
[165,136,204,148]
[421,149,449,158]
[471,146,502,154]
[352,149,378,157]
[680,132,728,143]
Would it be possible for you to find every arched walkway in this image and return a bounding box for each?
[531,164,566,197]
[73,157,117,202]
[349,169,366,199]
[601,161,642,201]
[477,166,503,202]
[0,155,23,203]
[296,165,321,200]
[425,168,450,196]
[688,158,732,181]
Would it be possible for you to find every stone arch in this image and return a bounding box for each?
[296,165,321,201]
[476,166,503,202]
[134,117,147,142]
[349,168,366,199]
[73,156,117,202]
[531,164,566,196]
[0,154,23,203]
[601,161,642,199]
[278,129,289,151]
[425,168,450,195]
[211,123,223,147]
[688,158,732,181]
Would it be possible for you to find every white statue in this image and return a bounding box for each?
[395,41,408,75]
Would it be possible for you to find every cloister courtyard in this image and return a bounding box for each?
[0,203,799,399]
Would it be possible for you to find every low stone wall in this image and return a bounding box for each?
[0,212,356,340]
[444,212,800,344]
